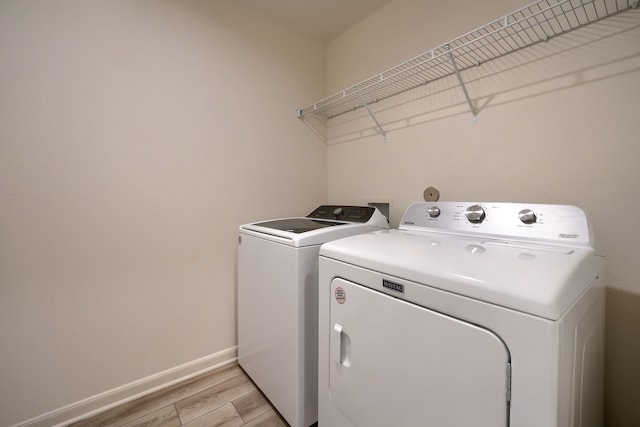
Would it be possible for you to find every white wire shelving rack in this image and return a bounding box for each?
[296,0,638,130]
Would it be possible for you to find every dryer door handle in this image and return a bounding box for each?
[332,323,351,367]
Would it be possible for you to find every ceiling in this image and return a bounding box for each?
[236,0,392,42]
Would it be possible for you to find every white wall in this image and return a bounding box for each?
[325,0,640,425]
[0,1,326,426]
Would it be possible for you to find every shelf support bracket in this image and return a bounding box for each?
[363,103,388,143]
[445,44,478,123]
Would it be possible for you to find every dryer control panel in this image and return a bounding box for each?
[400,202,592,246]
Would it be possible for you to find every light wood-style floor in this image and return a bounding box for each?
[67,362,288,427]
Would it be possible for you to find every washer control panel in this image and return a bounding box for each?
[400,202,592,246]
[307,205,375,222]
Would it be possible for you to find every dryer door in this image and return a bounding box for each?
[329,278,510,427]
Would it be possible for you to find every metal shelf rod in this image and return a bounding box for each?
[363,103,388,143]
[445,44,478,123]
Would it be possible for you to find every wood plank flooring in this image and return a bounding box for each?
[67,362,288,427]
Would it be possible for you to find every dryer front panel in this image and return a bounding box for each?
[328,277,511,427]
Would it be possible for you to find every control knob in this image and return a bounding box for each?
[465,204,486,224]
[518,209,537,224]
[427,206,441,218]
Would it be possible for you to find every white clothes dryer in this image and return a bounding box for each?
[238,205,388,427]
[318,202,605,427]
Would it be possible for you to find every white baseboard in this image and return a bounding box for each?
[13,346,237,427]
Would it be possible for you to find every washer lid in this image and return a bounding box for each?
[239,205,389,247]
[252,218,343,234]
[320,229,604,320]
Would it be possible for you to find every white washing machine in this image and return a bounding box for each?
[238,205,388,427]
[318,202,605,427]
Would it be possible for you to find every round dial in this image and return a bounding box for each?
[518,209,537,224]
[465,204,486,224]
[427,206,441,218]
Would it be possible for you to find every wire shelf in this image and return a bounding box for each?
[297,0,638,119]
